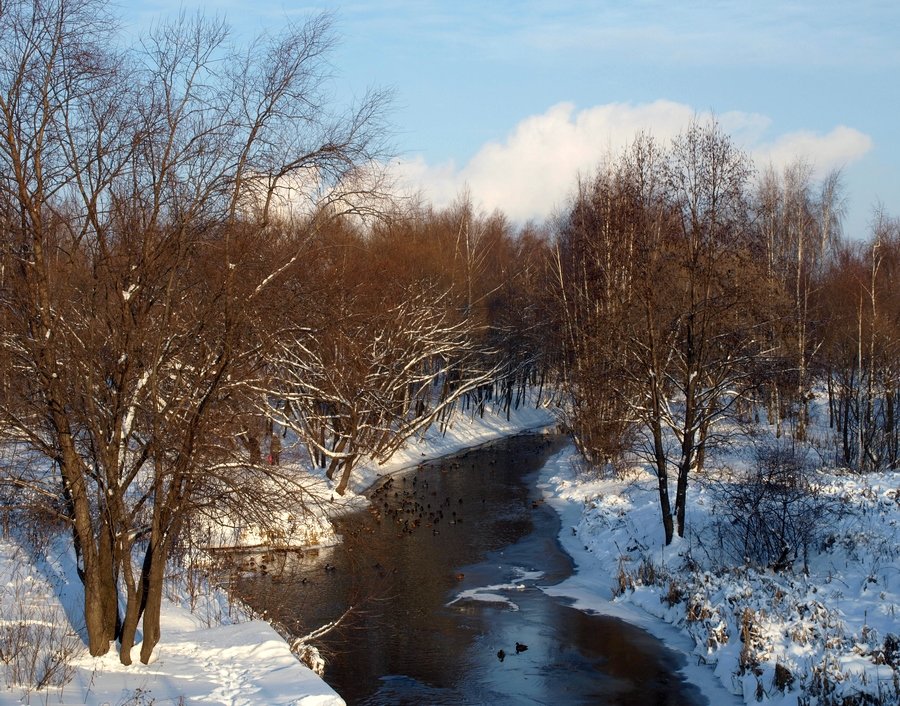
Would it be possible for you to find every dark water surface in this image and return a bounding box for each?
[238,434,705,706]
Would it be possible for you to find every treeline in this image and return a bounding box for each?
[553,124,900,545]
[261,200,559,495]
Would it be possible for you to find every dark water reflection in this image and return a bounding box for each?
[238,434,705,706]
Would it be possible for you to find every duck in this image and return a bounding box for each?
[515,642,528,653]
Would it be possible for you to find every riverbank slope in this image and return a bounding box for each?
[538,439,899,706]
[0,401,557,705]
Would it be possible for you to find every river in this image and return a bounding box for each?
[238,433,706,705]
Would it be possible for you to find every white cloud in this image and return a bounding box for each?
[751,126,873,177]
[392,101,872,222]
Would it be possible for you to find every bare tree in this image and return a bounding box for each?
[269,278,497,495]
[555,123,774,544]
[0,0,389,664]
[752,163,845,439]
[554,154,646,469]
[659,120,766,540]
[819,211,900,470]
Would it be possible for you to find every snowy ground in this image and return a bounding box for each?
[0,400,558,706]
[0,516,347,706]
[10,392,893,706]
[538,431,900,706]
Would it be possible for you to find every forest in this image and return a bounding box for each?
[0,2,897,701]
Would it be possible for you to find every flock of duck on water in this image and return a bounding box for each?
[366,467,471,537]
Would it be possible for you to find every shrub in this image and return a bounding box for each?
[0,573,82,696]
[663,579,685,607]
[713,441,839,572]
[774,661,795,692]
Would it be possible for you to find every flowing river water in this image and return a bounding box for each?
[238,433,706,705]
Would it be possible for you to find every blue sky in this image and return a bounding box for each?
[127,1,899,238]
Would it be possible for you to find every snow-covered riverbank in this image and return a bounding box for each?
[16,394,892,706]
[0,401,558,705]
[0,529,345,706]
[202,400,558,551]
[538,442,900,706]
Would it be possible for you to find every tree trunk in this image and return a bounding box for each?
[97,518,121,641]
[335,453,358,496]
[139,543,167,665]
[651,417,673,545]
[118,535,149,666]
[886,388,897,468]
[657,473,674,546]
[841,389,852,465]
[326,434,349,486]
[827,373,836,429]
[675,457,690,539]
[772,384,782,438]
[118,582,142,665]
[676,365,697,539]
[139,501,184,666]
[58,439,116,656]
[695,405,711,475]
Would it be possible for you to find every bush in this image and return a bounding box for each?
[0,570,82,696]
[713,441,839,572]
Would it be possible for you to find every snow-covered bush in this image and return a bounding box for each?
[0,555,82,696]
[712,442,841,572]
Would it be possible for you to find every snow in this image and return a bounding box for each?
[536,415,900,706]
[72,622,341,706]
[446,580,529,611]
[7,388,893,705]
[0,398,558,705]
[345,399,558,495]
[0,532,344,706]
[200,397,559,551]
